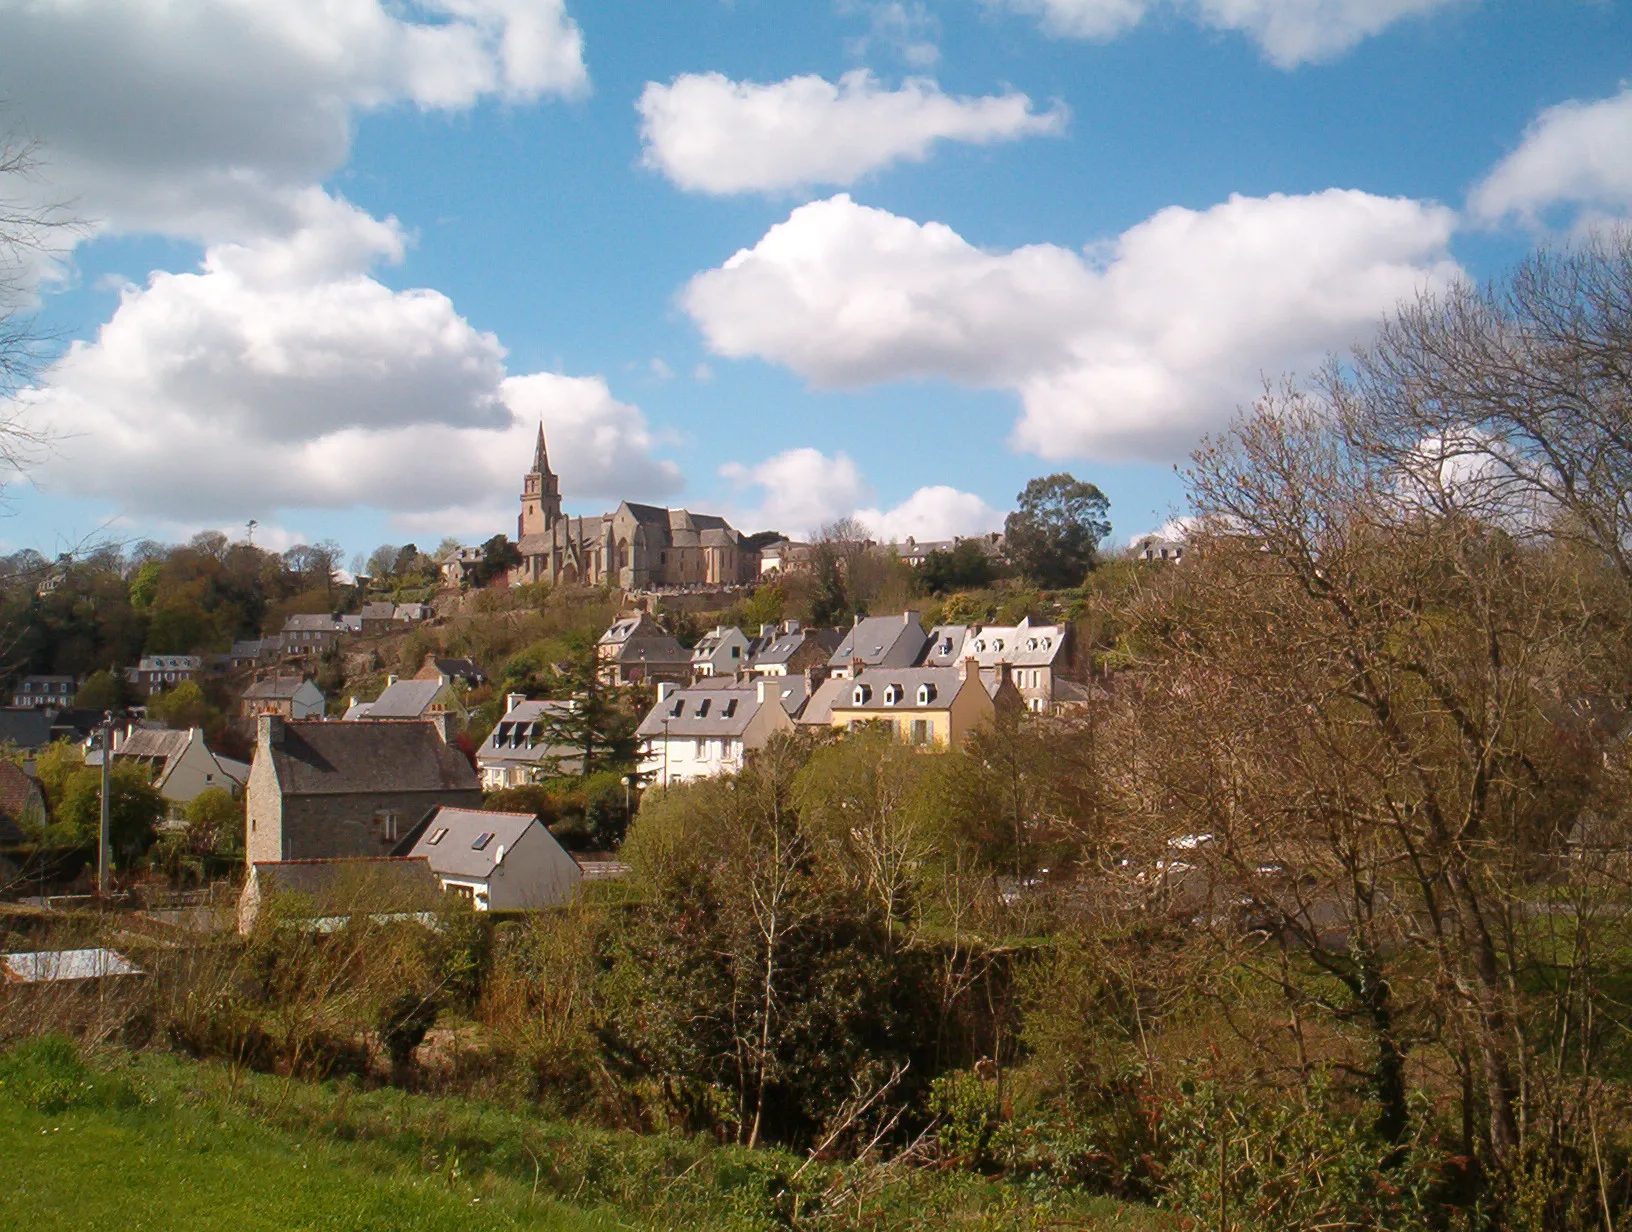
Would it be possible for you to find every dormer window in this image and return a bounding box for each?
[670,699,685,718]
[974,640,985,652]
[853,684,872,705]
[1026,638,1038,650]
[883,684,903,705]
[939,638,952,655]
[723,698,738,718]
[696,698,711,717]
[917,683,937,705]
[993,639,1004,652]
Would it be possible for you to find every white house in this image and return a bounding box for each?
[636,678,796,786]
[476,695,584,789]
[408,807,582,911]
[104,726,248,819]
[240,675,326,720]
[918,616,1076,713]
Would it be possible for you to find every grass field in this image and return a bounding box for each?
[0,1039,1169,1232]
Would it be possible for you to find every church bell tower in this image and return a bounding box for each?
[519,422,562,539]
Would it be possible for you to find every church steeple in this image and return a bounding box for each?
[518,420,562,540]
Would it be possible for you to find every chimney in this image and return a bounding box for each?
[760,623,775,639]
[757,678,773,704]
[904,610,919,626]
[656,681,676,704]
[959,654,978,682]
[386,673,399,687]
[427,708,452,744]
[505,692,526,714]
[258,711,285,749]
[784,618,800,633]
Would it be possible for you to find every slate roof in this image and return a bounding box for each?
[798,677,849,726]
[360,602,396,621]
[751,627,842,667]
[831,614,926,667]
[249,857,441,914]
[3,949,143,983]
[356,679,446,719]
[956,619,1069,668]
[243,676,314,701]
[919,625,970,667]
[284,614,343,633]
[830,666,968,711]
[480,700,580,767]
[428,657,484,683]
[263,720,478,796]
[115,728,193,766]
[0,708,54,750]
[637,682,772,739]
[409,808,540,879]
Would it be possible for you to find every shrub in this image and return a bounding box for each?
[0,1035,140,1114]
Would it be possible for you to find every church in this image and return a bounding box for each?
[510,424,758,590]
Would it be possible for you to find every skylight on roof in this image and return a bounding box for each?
[427,827,448,845]
[472,832,494,851]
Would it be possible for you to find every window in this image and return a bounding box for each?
[730,646,740,659]
[722,698,738,718]
[910,720,930,745]
[696,698,711,717]
[448,884,474,903]
[916,683,936,705]
[427,827,448,846]
[377,812,401,842]
[852,684,872,705]
[670,699,685,718]
[472,832,494,851]
[695,737,708,757]
[883,684,902,705]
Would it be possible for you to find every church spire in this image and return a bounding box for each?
[532,421,551,476]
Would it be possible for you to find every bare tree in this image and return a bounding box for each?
[1,126,80,480]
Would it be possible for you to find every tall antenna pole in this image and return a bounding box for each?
[97,711,113,896]
[246,519,258,547]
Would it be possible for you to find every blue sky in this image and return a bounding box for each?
[2,0,1630,568]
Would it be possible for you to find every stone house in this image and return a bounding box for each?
[343,676,465,725]
[127,655,201,696]
[596,613,693,686]
[358,602,397,636]
[244,714,481,864]
[407,807,582,911]
[240,676,326,720]
[281,614,345,657]
[237,856,441,934]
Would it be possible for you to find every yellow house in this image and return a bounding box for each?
[824,662,1002,748]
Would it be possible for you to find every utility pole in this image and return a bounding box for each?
[97,711,113,896]
[246,518,257,546]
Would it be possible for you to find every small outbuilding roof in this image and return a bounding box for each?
[409,808,541,879]
[3,948,143,983]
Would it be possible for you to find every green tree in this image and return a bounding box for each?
[1003,474,1111,589]
[148,679,218,732]
[918,539,996,594]
[73,669,128,711]
[56,763,163,864]
[182,786,242,858]
[471,534,522,588]
[31,741,84,813]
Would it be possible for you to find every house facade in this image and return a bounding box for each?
[240,676,326,720]
[476,696,584,788]
[920,617,1076,713]
[128,656,201,695]
[10,676,76,709]
[509,423,757,590]
[408,807,583,911]
[111,727,249,818]
[820,661,999,749]
[746,622,841,677]
[637,678,796,786]
[691,625,755,677]
[244,715,481,864]
[828,613,929,679]
[281,614,345,656]
[595,613,692,685]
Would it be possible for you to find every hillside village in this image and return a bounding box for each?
[4,259,1632,1231]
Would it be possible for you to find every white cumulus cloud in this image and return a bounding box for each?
[638,70,1065,195]
[994,0,1474,67]
[14,200,679,525]
[720,447,1002,540]
[684,191,1460,461]
[0,0,587,244]
[1470,85,1632,226]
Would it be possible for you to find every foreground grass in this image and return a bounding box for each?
[0,1041,1167,1232]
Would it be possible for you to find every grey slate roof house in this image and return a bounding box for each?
[408,807,582,911]
[237,856,442,933]
[595,613,693,686]
[245,715,481,864]
[240,675,326,720]
[637,677,796,785]
[829,612,928,678]
[746,622,842,677]
[476,696,583,789]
